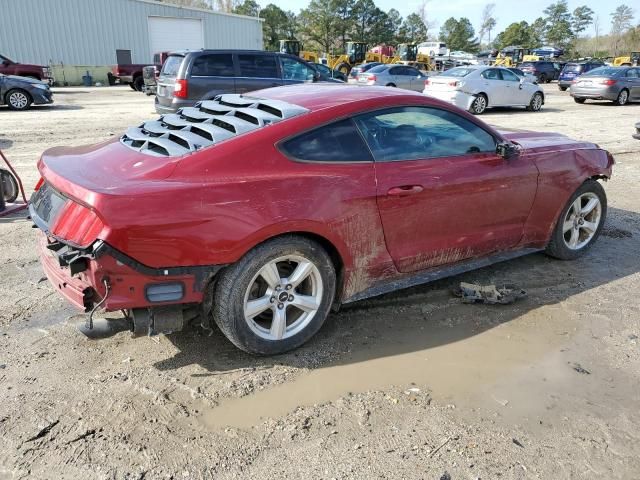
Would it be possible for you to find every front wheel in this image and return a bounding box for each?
[0,169,19,203]
[212,236,336,355]
[539,73,547,83]
[559,86,568,91]
[574,97,586,104]
[5,89,32,111]
[335,62,351,76]
[133,76,144,92]
[526,92,543,111]
[614,89,629,106]
[469,93,487,114]
[545,180,607,260]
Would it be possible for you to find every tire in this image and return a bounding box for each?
[545,180,607,260]
[559,86,567,91]
[469,93,487,114]
[0,169,19,203]
[212,236,336,355]
[5,89,32,111]
[133,76,144,92]
[128,82,136,91]
[526,92,543,111]
[386,83,396,87]
[574,97,586,104]
[539,73,547,83]
[335,62,351,76]
[614,89,629,106]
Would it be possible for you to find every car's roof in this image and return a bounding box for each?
[251,84,423,112]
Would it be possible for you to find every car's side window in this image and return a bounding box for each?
[481,69,501,80]
[354,107,497,162]
[191,54,234,77]
[280,119,373,162]
[625,69,638,78]
[389,67,401,75]
[500,69,520,82]
[280,56,315,81]
[238,54,278,78]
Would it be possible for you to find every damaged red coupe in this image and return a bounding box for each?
[30,85,614,354]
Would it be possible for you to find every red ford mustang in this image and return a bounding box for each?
[30,85,614,354]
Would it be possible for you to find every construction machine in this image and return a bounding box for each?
[493,47,532,67]
[326,41,370,74]
[279,40,320,64]
[613,52,640,66]
[396,43,434,70]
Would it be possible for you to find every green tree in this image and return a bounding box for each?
[479,3,497,47]
[543,0,574,48]
[299,0,342,53]
[610,4,635,55]
[571,6,594,35]
[493,21,538,49]
[260,4,289,51]
[232,0,259,16]
[439,17,479,52]
[387,8,404,42]
[530,17,547,45]
[400,13,429,43]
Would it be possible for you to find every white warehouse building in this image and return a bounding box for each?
[0,0,263,84]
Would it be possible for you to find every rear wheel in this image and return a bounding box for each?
[335,62,351,76]
[5,89,32,111]
[539,73,547,83]
[133,76,144,92]
[545,180,607,260]
[614,89,629,105]
[559,85,568,91]
[469,93,487,114]
[212,236,336,355]
[128,82,136,91]
[574,97,586,104]
[386,83,396,87]
[526,92,543,111]
[0,169,19,203]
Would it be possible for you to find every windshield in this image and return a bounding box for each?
[442,67,475,77]
[161,55,183,77]
[583,66,621,77]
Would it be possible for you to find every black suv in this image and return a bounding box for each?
[155,50,334,114]
[517,61,561,83]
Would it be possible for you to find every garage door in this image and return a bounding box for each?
[148,16,204,55]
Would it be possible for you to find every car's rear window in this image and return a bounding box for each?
[281,119,372,162]
[161,55,183,77]
[519,62,534,68]
[361,62,382,72]
[367,65,388,73]
[563,64,583,73]
[441,67,474,77]
[583,67,620,77]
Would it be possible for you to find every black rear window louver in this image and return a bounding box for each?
[120,94,309,157]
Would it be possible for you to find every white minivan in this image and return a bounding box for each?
[418,41,447,57]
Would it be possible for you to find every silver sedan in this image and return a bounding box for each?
[570,66,640,105]
[355,64,428,92]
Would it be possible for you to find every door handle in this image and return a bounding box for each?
[387,185,424,196]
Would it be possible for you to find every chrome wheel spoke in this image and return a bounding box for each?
[568,227,580,248]
[287,260,313,288]
[259,261,281,289]
[290,294,320,313]
[245,295,272,318]
[563,219,574,233]
[571,198,582,215]
[581,220,598,234]
[270,306,287,340]
[581,198,599,216]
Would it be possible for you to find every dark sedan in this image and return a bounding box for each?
[0,74,53,110]
[571,66,640,105]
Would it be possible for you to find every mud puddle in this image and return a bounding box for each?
[199,302,577,430]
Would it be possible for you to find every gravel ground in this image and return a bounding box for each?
[0,85,639,480]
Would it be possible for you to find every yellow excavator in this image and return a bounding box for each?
[493,47,533,67]
[613,52,640,66]
[279,40,320,64]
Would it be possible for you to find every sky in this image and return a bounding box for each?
[263,0,632,37]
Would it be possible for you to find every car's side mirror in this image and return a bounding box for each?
[496,142,518,159]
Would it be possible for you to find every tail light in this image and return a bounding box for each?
[368,75,377,82]
[34,177,44,191]
[600,79,617,86]
[173,79,188,98]
[424,79,430,86]
[51,202,104,248]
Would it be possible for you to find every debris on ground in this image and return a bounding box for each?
[23,419,59,443]
[512,438,525,448]
[453,283,527,305]
[570,362,591,375]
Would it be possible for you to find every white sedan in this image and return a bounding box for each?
[423,65,545,114]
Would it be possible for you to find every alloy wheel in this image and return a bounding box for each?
[8,91,28,110]
[532,93,543,111]
[617,90,628,105]
[243,255,323,341]
[562,192,602,250]
[473,95,487,114]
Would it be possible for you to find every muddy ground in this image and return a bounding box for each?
[1,85,639,479]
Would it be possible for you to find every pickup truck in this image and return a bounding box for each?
[0,54,53,85]
[112,52,168,92]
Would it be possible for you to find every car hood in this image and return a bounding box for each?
[38,138,184,202]
[5,75,47,86]
[498,129,595,152]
